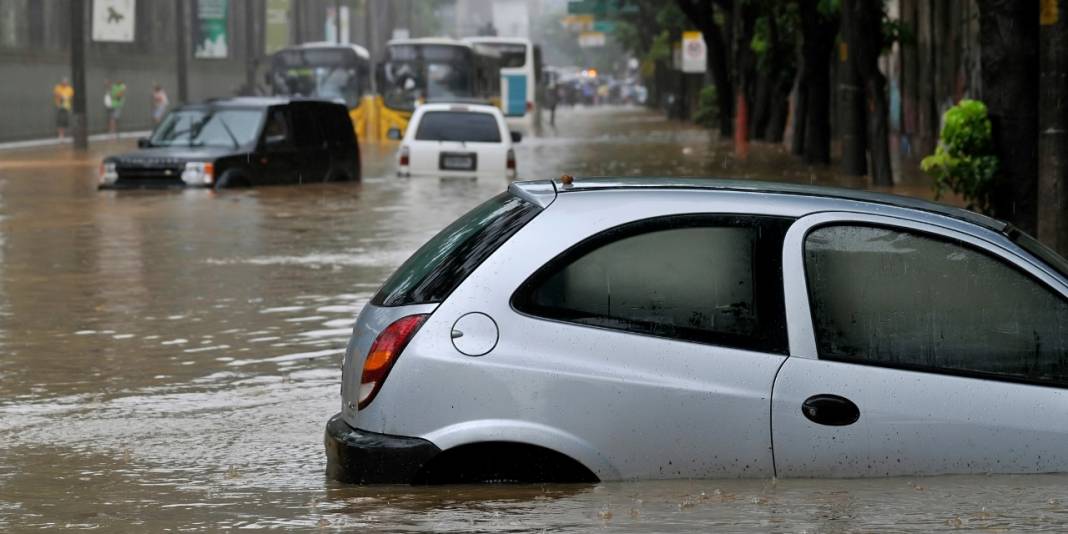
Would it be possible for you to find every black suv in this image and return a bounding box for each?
[99,97,360,189]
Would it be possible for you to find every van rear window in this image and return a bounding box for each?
[414,111,502,143]
[372,192,541,307]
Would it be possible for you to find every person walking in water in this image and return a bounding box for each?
[108,79,126,137]
[151,84,169,125]
[53,77,74,139]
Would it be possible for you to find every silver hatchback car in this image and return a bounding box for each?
[326,177,1068,484]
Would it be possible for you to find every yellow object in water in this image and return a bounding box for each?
[350,95,414,142]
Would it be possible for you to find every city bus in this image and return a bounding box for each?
[464,37,541,125]
[380,38,502,135]
[267,42,372,140]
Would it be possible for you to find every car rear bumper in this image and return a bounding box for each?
[324,413,441,484]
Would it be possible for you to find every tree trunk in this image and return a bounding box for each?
[765,73,792,142]
[866,72,893,186]
[1039,0,1068,253]
[977,0,1038,233]
[839,0,868,176]
[799,0,838,165]
[852,0,893,186]
[750,72,772,141]
[791,69,808,156]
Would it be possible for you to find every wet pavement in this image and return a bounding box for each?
[1,105,1066,531]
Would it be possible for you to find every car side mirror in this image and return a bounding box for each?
[137,137,151,148]
[510,131,522,143]
[387,127,402,140]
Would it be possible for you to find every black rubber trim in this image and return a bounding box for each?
[324,413,441,484]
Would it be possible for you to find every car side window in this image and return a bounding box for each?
[262,109,289,147]
[513,215,793,354]
[805,224,1068,385]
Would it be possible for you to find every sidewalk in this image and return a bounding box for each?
[0,130,151,152]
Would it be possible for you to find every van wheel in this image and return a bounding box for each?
[214,170,251,190]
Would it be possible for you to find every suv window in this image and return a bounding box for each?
[372,192,541,307]
[262,109,289,145]
[805,224,1068,385]
[513,215,793,354]
[415,111,501,143]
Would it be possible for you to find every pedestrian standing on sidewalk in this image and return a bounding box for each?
[103,79,113,133]
[108,79,126,138]
[53,77,74,139]
[151,83,169,125]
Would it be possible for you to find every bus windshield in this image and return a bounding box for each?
[383,44,475,111]
[270,48,365,108]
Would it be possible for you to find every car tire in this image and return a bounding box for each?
[214,169,252,190]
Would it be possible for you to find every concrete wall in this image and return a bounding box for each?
[0,50,251,142]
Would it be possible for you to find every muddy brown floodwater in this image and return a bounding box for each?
[1,106,1067,532]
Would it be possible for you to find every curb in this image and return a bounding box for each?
[0,131,152,152]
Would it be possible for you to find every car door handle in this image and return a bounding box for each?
[801,394,860,426]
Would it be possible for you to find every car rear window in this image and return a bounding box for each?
[372,192,541,307]
[414,111,502,143]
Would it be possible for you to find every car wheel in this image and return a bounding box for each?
[214,170,252,190]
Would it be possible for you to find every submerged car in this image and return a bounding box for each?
[392,102,519,179]
[326,177,1068,484]
[99,97,359,189]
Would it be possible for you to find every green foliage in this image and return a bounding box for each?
[694,85,719,128]
[921,99,999,213]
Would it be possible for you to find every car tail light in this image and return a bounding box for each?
[506,148,516,172]
[399,145,410,167]
[357,314,428,410]
[526,101,533,112]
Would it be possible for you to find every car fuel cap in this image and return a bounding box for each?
[450,312,499,357]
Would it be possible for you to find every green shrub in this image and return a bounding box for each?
[920,99,999,213]
[694,85,718,129]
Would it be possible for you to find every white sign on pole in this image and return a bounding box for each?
[578,31,605,48]
[92,0,136,43]
[681,31,707,73]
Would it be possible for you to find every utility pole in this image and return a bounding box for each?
[365,0,375,92]
[1039,0,1068,254]
[335,0,343,43]
[245,0,258,94]
[70,0,88,150]
[177,0,189,103]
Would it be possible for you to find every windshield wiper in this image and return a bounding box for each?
[217,117,241,149]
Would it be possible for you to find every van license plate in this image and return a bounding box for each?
[440,153,477,171]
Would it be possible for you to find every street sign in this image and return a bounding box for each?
[91,0,136,43]
[561,14,594,32]
[567,0,639,16]
[265,0,290,54]
[194,0,229,58]
[593,20,616,33]
[579,31,606,48]
[681,31,706,73]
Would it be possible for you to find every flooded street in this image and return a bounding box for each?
[2,106,1067,531]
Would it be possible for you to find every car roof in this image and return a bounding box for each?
[184,96,343,110]
[509,176,1008,233]
[416,102,502,114]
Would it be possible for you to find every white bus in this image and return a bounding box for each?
[463,37,541,125]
